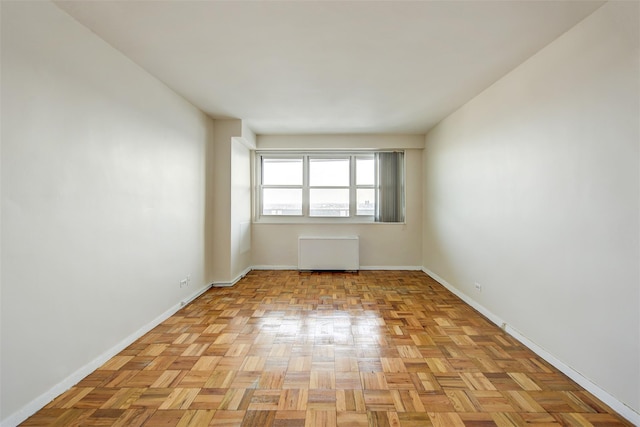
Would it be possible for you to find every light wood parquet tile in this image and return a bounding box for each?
[21,270,632,426]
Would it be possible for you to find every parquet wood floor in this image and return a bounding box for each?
[22,270,631,426]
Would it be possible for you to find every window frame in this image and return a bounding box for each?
[259,154,305,216]
[255,150,404,224]
[308,154,352,218]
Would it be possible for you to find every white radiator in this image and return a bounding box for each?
[298,236,359,271]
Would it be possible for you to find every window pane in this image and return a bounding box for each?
[310,189,349,217]
[356,157,375,186]
[262,188,302,215]
[263,158,302,185]
[309,158,349,186]
[357,189,375,216]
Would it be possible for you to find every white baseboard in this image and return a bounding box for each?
[252,265,423,271]
[211,266,252,287]
[360,265,423,271]
[251,265,297,270]
[0,284,212,427]
[421,267,639,426]
[181,284,213,307]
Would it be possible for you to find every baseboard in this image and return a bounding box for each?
[251,265,298,270]
[180,283,213,307]
[421,267,639,426]
[211,266,252,287]
[252,265,423,271]
[0,284,211,427]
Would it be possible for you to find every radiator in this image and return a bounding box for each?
[298,236,359,271]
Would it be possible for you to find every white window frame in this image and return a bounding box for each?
[255,151,403,224]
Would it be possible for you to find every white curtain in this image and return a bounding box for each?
[375,151,404,222]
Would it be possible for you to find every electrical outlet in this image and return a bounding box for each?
[474,282,482,293]
[180,278,188,288]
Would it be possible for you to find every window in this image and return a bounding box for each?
[257,151,404,222]
[261,158,303,215]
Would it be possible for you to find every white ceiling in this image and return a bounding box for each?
[55,0,604,135]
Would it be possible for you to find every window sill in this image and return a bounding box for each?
[253,217,405,225]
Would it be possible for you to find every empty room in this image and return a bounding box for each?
[1,1,638,426]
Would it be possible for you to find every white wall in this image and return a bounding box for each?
[253,135,423,269]
[211,121,238,283]
[0,1,214,424]
[211,120,254,284]
[423,1,639,416]
[258,134,424,150]
[230,138,252,279]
